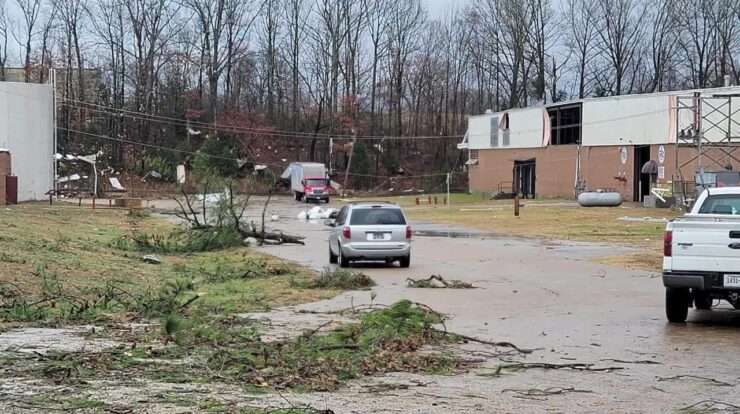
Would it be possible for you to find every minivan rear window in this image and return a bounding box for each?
[349,208,406,225]
[698,194,740,215]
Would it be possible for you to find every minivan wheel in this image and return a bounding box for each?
[693,290,713,310]
[399,255,411,268]
[666,287,690,323]
[339,245,350,268]
[329,245,338,264]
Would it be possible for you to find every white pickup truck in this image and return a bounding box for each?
[663,187,740,322]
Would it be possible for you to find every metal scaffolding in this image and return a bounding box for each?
[674,93,740,208]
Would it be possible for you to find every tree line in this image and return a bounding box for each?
[0,0,738,186]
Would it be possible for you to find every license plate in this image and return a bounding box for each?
[370,233,387,241]
[724,274,740,287]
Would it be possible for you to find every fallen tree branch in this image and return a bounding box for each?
[406,275,475,289]
[599,358,661,365]
[502,387,592,397]
[658,375,734,387]
[681,400,740,412]
[430,329,534,354]
[498,362,624,372]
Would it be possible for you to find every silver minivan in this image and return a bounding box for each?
[326,202,411,268]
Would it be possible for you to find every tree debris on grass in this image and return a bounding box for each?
[291,267,376,290]
[406,275,475,289]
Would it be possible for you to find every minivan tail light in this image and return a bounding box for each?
[342,227,351,240]
[664,230,672,257]
[406,226,412,240]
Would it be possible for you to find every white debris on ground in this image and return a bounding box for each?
[196,189,231,203]
[270,214,280,222]
[296,206,339,220]
[616,216,669,223]
[140,254,161,264]
[243,237,259,247]
[0,328,118,354]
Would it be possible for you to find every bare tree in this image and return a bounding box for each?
[0,0,9,81]
[15,0,42,82]
[283,0,311,132]
[260,0,280,119]
[562,0,596,98]
[645,0,679,92]
[675,0,718,88]
[593,0,647,95]
[365,0,390,136]
[526,0,556,103]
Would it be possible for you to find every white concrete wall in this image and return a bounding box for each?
[467,114,493,150]
[0,82,54,201]
[581,95,672,146]
[508,108,544,148]
[467,107,543,150]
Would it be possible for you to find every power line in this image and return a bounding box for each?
[60,97,465,141]
[58,127,460,180]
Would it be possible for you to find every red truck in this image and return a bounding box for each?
[282,162,331,203]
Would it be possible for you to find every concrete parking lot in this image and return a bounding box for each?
[249,197,740,413]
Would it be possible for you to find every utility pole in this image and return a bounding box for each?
[342,129,357,197]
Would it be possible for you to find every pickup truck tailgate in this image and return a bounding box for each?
[671,216,740,272]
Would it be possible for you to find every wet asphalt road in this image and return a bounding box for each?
[241,198,740,413]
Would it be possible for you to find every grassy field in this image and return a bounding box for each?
[401,200,678,272]
[0,204,474,412]
[0,204,335,320]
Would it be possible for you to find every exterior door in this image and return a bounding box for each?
[514,160,536,199]
[5,176,17,205]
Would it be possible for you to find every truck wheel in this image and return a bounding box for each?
[339,245,350,268]
[693,291,713,310]
[399,255,411,268]
[666,287,690,323]
[329,246,338,264]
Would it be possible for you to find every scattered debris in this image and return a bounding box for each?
[680,400,740,412]
[406,275,476,289]
[599,358,661,365]
[297,206,339,220]
[658,375,734,387]
[140,255,161,264]
[270,214,280,222]
[493,362,623,373]
[502,387,592,399]
[292,267,376,290]
[243,237,260,247]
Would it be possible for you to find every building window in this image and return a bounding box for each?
[466,150,479,167]
[490,117,498,147]
[501,113,510,147]
[548,104,581,145]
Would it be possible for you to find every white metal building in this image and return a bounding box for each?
[0,82,54,201]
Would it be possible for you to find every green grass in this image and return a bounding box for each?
[0,205,334,324]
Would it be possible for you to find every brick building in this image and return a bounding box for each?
[459,86,740,201]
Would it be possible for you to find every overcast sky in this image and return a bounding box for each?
[423,0,471,19]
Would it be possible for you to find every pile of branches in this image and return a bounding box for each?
[174,178,304,246]
[406,275,475,289]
